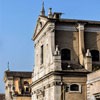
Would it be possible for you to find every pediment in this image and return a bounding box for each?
[33,16,48,40]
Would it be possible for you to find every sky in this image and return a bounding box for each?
[0,0,100,93]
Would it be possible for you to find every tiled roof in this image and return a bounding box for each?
[5,71,32,78]
[0,94,5,100]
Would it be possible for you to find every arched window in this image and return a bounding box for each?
[90,50,99,61]
[24,81,29,86]
[70,84,79,91]
[61,49,71,60]
[23,81,30,94]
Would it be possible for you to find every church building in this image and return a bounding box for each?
[3,3,100,100]
[31,3,100,100]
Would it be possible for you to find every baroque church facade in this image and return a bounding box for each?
[31,3,100,100]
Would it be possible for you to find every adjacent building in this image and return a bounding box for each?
[31,3,100,100]
[87,70,100,100]
[4,71,32,100]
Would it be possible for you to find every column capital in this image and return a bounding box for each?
[77,23,85,31]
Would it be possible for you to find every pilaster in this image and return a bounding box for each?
[77,23,85,65]
[48,23,55,64]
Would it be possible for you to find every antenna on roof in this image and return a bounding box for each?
[7,61,10,71]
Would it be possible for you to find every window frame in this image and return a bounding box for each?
[69,83,81,93]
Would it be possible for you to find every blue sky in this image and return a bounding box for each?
[0,0,100,93]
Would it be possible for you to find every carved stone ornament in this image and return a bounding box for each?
[77,23,85,31]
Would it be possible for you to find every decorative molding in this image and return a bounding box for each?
[56,25,100,32]
[87,77,100,84]
[85,27,100,32]
[77,23,85,31]
[56,25,77,32]
[45,84,50,89]
[33,81,62,94]
[45,81,62,89]
[31,71,87,87]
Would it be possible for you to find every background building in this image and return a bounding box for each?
[31,4,100,100]
[4,71,32,100]
[0,94,5,100]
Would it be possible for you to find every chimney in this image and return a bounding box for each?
[53,12,62,19]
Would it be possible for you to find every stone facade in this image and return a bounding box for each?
[13,96,31,100]
[87,70,100,100]
[31,5,100,100]
[4,71,32,100]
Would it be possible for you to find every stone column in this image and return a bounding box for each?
[77,23,85,65]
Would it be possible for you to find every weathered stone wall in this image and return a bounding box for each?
[64,77,87,100]
[85,32,99,50]
[33,22,56,82]
[87,70,100,100]
[5,78,13,100]
[55,30,79,63]
[13,96,31,100]
[32,75,61,100]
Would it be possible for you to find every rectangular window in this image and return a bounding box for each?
[41,45,44,64]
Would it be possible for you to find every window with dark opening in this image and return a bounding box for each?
[41,45,44,64]
[61,49,71,60]
[26,87,29,92]
[90,50,99,61]
[70,84,79,91]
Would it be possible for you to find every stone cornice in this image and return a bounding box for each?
[87,77,100,84]
[33,81,62,95]
[56,25,100,32]
[33,19,56,41]
[30,71,88,87]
